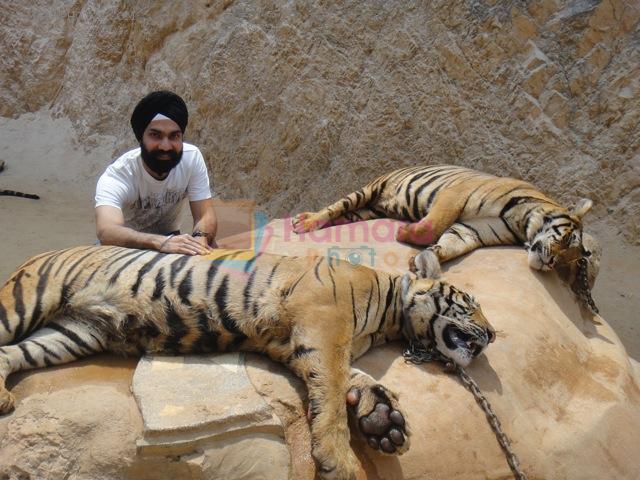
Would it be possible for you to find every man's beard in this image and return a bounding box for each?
[140,143,183,176]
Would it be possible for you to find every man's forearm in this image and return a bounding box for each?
[98,224,167,251]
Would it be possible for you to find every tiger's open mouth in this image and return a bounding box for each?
[443,325,485,357]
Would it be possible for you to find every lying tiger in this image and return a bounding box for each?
[0,246,495,480]
[293,165,600,312]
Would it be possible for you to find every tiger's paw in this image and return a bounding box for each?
[0,388,15,415]
[292,212,324,234]
[347,374,410,455]
[410,247,442,279]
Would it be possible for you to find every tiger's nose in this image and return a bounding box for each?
[488,329,496,343]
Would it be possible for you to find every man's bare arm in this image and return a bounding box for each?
[189,198,218,247]
[95,205,209,255]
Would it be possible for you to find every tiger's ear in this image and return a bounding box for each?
[570,198,593,219]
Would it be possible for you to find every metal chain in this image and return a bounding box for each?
[404,342,527,480]
[576,257,599,314]
[456,365,527,480]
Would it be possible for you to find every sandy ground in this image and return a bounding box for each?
[1,111,639,359]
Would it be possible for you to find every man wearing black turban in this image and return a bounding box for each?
[95,91,217,254]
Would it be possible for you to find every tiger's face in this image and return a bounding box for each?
[526,199,593,272]
[526,219,583,271]
[400,274,495,367]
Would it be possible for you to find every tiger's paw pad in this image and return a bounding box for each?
[292,212,321,234]
[349,385,409,455]
[0,389,15,415]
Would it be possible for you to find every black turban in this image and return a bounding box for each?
[130,90,189,142]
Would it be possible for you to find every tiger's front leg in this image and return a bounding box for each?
[411,218,519,277]
[283,315,360,480]
[292,188,377,234]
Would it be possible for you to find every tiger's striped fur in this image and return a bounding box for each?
[293,165,599,307]
[0,246,494,480]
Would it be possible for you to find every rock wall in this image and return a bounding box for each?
[1,0,638,242]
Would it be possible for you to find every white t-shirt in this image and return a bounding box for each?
[95,143,212,234]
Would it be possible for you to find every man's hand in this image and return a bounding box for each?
[159,234,211,255]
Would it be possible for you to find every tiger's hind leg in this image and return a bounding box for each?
[292,186,381,234]
[0,318,108,414]
[347,368,410,455]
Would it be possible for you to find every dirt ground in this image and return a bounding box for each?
[1,111,638,360]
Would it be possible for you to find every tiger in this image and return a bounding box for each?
[0,245,495,480]
[292,165,600,313]
[0,161,40,199]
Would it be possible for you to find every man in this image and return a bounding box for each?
[95,91,217,255]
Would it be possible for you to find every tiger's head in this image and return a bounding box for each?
[525,198,593,272]
[400,258,495,367]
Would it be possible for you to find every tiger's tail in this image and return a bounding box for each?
[0,190,40,200]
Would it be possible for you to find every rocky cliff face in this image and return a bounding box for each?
[1,0,638,242]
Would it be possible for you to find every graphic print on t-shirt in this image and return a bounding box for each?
[126,189,188,234]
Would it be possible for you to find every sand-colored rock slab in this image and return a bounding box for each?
[132,353,284,457]
[181,435,291,480]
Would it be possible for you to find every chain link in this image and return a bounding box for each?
[404,342,527,480]
[456,366,527,480]
[576,257,599,314]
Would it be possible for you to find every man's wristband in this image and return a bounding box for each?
[192,231,210,238]
[159,234,175,250]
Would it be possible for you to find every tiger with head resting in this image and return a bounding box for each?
[293,165,601,313]
[0,245,495,480]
